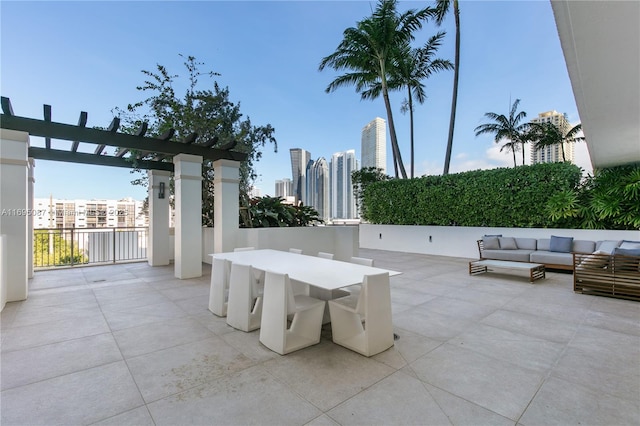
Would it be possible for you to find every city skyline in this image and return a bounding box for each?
[1,1,589,200]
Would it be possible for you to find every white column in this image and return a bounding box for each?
[27,158,35,278]
[0,129,29,302]
[213,159,240,253]
[147,170,171,266]
[173,154,203,279]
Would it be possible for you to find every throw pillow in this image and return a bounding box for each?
[498,237,517,250]
[550,235,573,253]
[482,236,500,250]
[613,247,640,271]
[613,247,640,257]
[596,240,622,254]
[578,250,610,269]
[619,240,640,250]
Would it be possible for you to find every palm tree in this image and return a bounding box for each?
[530,121,584,162]
[319,0,433,179]
[474,98,528,168]
[364,33,452,178]
[434,0,461,176]
[396,34,453,178]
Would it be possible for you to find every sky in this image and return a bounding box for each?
[1,0,591,201]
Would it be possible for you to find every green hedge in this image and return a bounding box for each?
[362,163,582,227]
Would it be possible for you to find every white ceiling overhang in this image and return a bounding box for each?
[551,0,640,169]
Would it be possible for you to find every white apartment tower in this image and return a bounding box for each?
[330,150,359,220]
[289,148,312,205]
[530,110,576,164]
[306,158,330,222]
[361,117,387,173]
[33,197,147,229]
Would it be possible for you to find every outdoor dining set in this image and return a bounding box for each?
[208,248,400,357]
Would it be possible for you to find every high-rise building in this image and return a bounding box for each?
[361,117,387,173]
[330,150,359,220]
[275,178,293,199]
[306,158,330,222]
[530,110,576,164]
[289,148,312,205]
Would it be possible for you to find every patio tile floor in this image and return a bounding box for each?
[1,249,639,425]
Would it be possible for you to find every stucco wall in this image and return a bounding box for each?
[359,224,640,259]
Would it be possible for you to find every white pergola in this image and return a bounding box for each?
[1,101,247,308]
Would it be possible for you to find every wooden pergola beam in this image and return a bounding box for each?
[71,111,88,152]
[44,105,52,149]
[1,114,246,161]
[29,147,174,171]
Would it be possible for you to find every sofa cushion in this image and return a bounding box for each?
[619,240,640,250]
[482,249,533,262]
[515,238,537,250]
[537,239,551,251]
[530,251,573,266]
[550,235,573,253]
[595,240,621,254]
[482,236,500,250]
[573,240,596,254]
[499,237,518,250]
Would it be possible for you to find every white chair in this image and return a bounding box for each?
[234,247,255,252]
[343,257,375,296]
[350,256,374,267]
[328,272,394,357]
[289,248,303,254]
[208,258,231,317]
[317,251,334,260]
[226,262,263,332]
[259,271,326,355]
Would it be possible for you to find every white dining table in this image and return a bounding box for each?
[210,249,400,290]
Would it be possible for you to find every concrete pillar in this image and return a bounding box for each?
[173,154,202,279]
[147,170,171,266]
[28,158,35,278]
[213,159,240,253]
[0,129,29,302]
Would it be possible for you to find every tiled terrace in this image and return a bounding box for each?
[1,249,639,425]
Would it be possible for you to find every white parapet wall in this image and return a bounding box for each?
[360,224,640,259]
[198,226,359,264]
[1,234,7,312]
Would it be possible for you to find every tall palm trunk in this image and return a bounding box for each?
[407,87,415,179]
[380,61,407,179]
[442,0,459,175]
[521,142,526,165]
[383,89,406,178]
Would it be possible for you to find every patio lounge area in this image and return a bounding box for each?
[1,248,639,425]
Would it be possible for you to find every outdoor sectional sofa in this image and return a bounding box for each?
[477,236,640,301]
[477,235,595,271]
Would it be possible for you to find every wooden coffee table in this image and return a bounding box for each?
[469,259,546,283]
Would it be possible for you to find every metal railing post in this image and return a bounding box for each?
[70,226,75,267]
[112,227,116,263]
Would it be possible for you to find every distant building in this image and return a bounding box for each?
[306,157,330,222]
[249,186,262,198]
[361,117,387,173]
[275,178,294,199]
[289,148,312,205]
[530,110,576,164]
[330,150,359,220]
[33,197,147,229]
